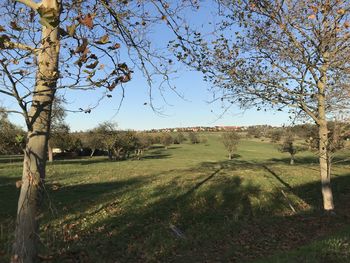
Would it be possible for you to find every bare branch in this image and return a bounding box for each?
[0,60,30,127]
[0,88,14,97]
[0,108,25,116]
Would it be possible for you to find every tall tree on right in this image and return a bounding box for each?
[178,0,350,211]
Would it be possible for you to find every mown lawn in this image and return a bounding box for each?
[1,134,350,262]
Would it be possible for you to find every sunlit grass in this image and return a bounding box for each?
[1,133,350,262]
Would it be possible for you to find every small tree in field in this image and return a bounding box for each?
[246,126,262,139]
[135,133,153,159]
[95,122,119,160]
[279,137,299,165]
[270,130,283,143]
[49,124,72,153]
[173,132,186,144]
[188,131,200,144]
[160,133,173,149]
[222,131,240,159]
[82,130,103,157]
[112,130,138,160]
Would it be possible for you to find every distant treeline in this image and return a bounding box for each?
[1,116,350,159]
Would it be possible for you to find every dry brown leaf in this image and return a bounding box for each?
[66,23,77,37]
[310,6,318,13]
[79,14,94,29]
[10,21,23,31]
[337,9,346,15]
[95,34,109,45]
[86,60,99,69]
[75,38,88,54]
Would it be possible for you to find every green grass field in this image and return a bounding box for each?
[1,134,350,262]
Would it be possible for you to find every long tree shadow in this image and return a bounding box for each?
[268,156,319,165]
[178,167,222,200]
[48,147,172,165]
[4,159,350,262]
[261,165,293,190]
[84,165,350,262]
[140,153,171,160]
[42,172,261,262]
[48,157,113,166]
[269,155,350,166]
[42,176,153,221]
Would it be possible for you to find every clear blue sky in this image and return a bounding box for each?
[60,69,291,131]
[2,1,291,131]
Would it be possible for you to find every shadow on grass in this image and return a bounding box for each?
[45,177,146,218]
[140,147,172,160]
[48,147,172,165]
[18,159,348,263]
[0,176,19,219]
[0,176,20,257]
[2,158,350,262]
[268,156,318,165]
[228,153,242,159]
[269,155,350,166]
[49,158,111,166]
[262,165,293,190]
[141,153,171,160]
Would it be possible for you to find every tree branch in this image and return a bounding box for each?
[14,0,40,10]
[0,60,30,127]
[14,0,58,29]
[0,108,25,116]
[2,40,39,53]
[0,88,14,97]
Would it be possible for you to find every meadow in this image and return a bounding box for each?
[1,133,350,262]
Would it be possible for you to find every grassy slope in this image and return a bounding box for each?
[0,134,350,262]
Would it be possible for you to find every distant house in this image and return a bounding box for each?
[52,148,63,153]
[145,125,243,133]
[215,126,241,131]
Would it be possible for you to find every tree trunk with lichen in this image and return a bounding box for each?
[12,1,60,262]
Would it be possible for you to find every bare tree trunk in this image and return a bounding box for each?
[13,132,49,263]
[290,154,294,165]
[90,149,95,158]
[48,142,53,162]
[108,149,113,160]
[318,120,334,211]
[317,58,334,212]
[13,1,60,262]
